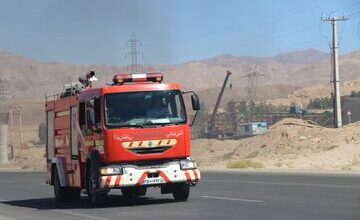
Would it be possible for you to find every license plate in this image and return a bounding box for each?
[142,178,165,185]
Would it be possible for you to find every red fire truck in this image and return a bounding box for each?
[45,71,201,204]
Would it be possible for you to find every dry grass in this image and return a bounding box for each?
[226,159,264,169]
[246,150,259,158]
[325,145,339,151]
[274,162,282,167]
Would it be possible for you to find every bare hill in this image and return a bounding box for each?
[272,49,329,64]
[1,49,360,141]
[268,80,360,107]
[0,49,332,101]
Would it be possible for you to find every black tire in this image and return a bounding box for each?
[53,167,80,202]
[134,187,147,197]
[121,188,135,204]
[65,188,81,201]
[87,165,107,205]
[172,184,190,201]
[53,167,67,201]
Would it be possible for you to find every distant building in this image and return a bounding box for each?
[342,96,360,125]
[235,122,268,137]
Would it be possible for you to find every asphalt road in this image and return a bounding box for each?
[0,171,360,220]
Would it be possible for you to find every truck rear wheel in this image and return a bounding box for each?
[172,184,190,201]
[53,167,80,202]
[87,166,107,205]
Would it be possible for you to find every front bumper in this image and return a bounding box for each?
[99,161,200,189]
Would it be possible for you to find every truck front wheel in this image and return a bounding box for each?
[121,188,135,203]
[172,184,190,201]
[87,166,107,205]
[134,187,147,197]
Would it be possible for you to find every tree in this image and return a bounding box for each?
[238,100,248,114]
[38,122,46,145]
[226,101,238,131]
[350,91,360,97]
[307,97,332,109]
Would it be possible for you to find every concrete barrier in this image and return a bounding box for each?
[0,113,9,164]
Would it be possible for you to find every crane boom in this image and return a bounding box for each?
[209,70,232,129]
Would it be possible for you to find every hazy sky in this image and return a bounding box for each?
[0,0,359,65]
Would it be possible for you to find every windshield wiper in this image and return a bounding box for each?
[111,124,144,128]
[109,121,184,128]
[143,122,180,126]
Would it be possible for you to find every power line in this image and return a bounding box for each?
[163,20,317,62]
[146,0,324,48]
[267,27,358,60]
[184,3,358,58]
[145,2,359,64]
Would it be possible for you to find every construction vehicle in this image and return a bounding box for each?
[45,71,201,204]
[205,70,232,138]
[203,71,269,139]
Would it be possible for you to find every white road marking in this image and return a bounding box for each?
[201,195,264,203]
[53,210,111,220]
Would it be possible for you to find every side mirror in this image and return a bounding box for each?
[191,94,200,111]
[183,91,200,126]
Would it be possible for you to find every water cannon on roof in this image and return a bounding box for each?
[79,70,98,88]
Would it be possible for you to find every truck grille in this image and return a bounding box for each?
[128,146,172,154]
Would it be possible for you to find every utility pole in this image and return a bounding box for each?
[12,106,23,150]
[126,36,143,74]
[19,108,23,146]
[322,16,348,128]
[0,85,22,160]
[0,113,9,164]
[0,88,12,162]
[9,107,14,159]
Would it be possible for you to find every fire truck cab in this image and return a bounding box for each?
[45,72,201,204]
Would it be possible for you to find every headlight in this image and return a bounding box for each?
[180,160,197,170]
[100,166,123,175]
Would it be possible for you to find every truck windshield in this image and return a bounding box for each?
[104,90,187,128]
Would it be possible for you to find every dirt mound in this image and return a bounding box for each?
[192,118,360,171]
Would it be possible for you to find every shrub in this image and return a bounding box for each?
[38,122,46,145]
[226,159,264,169]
